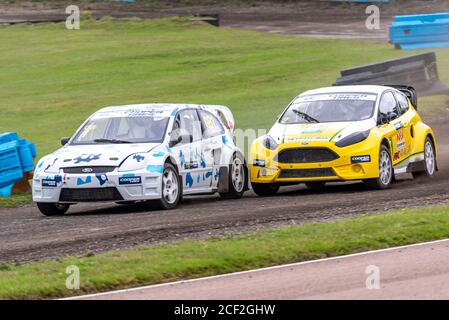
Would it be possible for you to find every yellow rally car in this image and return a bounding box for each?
[249,85,437,196]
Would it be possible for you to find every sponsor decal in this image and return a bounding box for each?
[394,151,401,161]
[296,93,377,103]
[351,155,371,164]
[77,176,92,185]
[82,167,94,173]
[119,176,142,185]
[95,173,108,186]
[42,175,62,187]
[152,151,164,157]
[146,165,164,173]
[253,159,265,167]
[74,153,101,164]
[284,137,330,142]
[185,162,199,170]
[133,154,145,162]
[396,129,406,150]
[300,127,324,134]
[186,172,194,188]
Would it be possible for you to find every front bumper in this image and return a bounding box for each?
[33,167,163,203]
[249,140,379,184]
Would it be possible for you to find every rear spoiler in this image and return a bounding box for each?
[385,85,418,110]
[201,105,235,134]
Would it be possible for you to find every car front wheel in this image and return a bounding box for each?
[364,145,393,190]
[149,163,181,210]
[37,203,70,216]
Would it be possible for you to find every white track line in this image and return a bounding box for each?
[63,237,449,300]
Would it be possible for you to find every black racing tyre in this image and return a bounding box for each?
[251,182,280,196]
[219,153,247,199]
[115,201,136,205]
[37,203,70,216]
[305,182,326,190]
[148,163,181,210]
[412,137,436,179]
[364,144,393,190]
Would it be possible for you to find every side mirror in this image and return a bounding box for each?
[169,133,192,147]
[61,137,71,146]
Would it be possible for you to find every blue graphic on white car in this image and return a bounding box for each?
[33,104,248,216]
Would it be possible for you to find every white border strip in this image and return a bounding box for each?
[63,237,449,300]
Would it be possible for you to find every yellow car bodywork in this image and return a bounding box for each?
[249,102,437,185]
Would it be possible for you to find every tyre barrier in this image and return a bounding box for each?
[389,13,449,50]
[333,52,449,97]
[0,132,37,197]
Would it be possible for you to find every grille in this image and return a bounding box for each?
[276,148,339,164]
[63,166,116,174]
[59,188,123,202]
[279,168,336,179]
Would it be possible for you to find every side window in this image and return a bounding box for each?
[199,110,225,138]
[171,110,202,145]
[379,92,400,123]
[395,92,410,115]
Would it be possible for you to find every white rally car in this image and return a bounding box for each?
[33,104,248,216]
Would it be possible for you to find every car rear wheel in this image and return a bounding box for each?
[149,163,181,210]
[364,145,393,190]
[251,182,280,196]
[220,153,247,199]
[37,203,70,216]
[413,137,436,179]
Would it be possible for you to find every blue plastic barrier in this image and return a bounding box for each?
[0,133,37,197]
[390,13,449,50]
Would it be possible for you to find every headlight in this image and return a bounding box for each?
[263,135,278,150]
[335,130,371,148]
[118,153,147,172]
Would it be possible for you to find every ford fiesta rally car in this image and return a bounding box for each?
[249,85,437,196]
[33,104,248,216]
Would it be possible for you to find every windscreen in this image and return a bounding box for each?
[72,115,169,144]
[279,93,377,124]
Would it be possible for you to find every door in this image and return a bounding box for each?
[170,109,203,191]
[394,91,414,159]
[378,91,408,165]
[198,110,226,189]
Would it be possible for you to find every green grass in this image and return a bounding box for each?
[2,17,448,159]
[0,193,32,207]
[1,203,449,299]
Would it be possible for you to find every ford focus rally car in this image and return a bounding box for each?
[33,104,248,216]
[249,85,437,196]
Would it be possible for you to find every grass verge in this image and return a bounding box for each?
[0,193,32,207]
[1,202,449,299]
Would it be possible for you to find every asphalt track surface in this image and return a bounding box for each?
[71,239,449,300]
[1,116,449,264]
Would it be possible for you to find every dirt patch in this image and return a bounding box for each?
[1,1,449,40]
